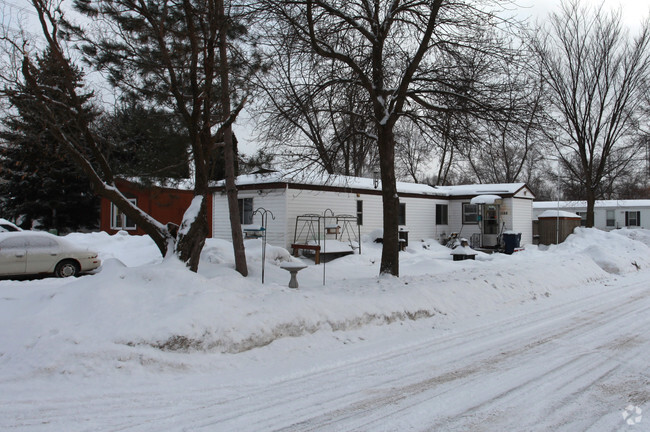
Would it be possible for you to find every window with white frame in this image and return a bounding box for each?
[625,211,641,227]
[462,203,478,224]
[576,211,587,227]
[238,198,254,225]
[606,210,615,227]
[111,199,137,230]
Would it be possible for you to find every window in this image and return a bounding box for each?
[398,203,406,226]
[606,210,615,227]
[625,211,641,227]
[238,198,254,225]
[462,203,478,224]
[111,199,137,230]
[356,200,363,226]
[436,204,448,225]
[576,212,587,227]
[26,236,58,249]
[0,237,27,250]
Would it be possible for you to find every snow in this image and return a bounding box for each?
[449,245,477,256]
[307,238,355,253]
[436,182,527,196]
[469,194,502,204]
[538,209,581,218]
[534,199,650,209]
[1,228,649,430]
[178,195,204,237]
[217,171,530,198]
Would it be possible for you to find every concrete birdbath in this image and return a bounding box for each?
[280,262,308,288]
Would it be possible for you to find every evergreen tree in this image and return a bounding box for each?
[0,48,99,232]
[98,100,191,183]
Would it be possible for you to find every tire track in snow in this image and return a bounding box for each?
[2,274,649,431]
[127,275,650,432]
[238,278,650,432]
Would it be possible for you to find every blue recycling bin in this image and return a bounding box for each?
[502,232,521,254]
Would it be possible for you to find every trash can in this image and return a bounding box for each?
[502,232,521,255]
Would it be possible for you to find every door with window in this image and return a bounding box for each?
[482,204,500,247]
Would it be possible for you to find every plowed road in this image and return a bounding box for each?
[3,271,649,431]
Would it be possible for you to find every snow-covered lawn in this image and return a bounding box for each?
[1,228,649,431]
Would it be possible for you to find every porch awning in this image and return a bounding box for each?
[470,194,502,205]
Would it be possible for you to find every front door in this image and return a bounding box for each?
[482,205,500,247]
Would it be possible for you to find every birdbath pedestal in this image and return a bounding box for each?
[280,262,308,289]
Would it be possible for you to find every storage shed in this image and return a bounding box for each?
[536,210,581,245]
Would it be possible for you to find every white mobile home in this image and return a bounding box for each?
[212,172,536,251]
[435,183,536,247]
[533,200,650,231]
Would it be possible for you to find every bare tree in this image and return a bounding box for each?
[75,0,251,274]
[259,0,515,276]
[254,42,377,177]
[461,63,548,184]
[1,0,249,274]
[530,0,650,226]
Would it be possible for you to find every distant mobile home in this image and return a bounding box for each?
[211,172,535,250]
[533,200,650,231]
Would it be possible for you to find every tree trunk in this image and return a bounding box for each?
[585,186,596,228]
[175,193,209,271]
[377,126,400,276]
[218,0,248,277]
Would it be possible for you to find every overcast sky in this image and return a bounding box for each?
[2,0,649,155]
[520,0,649,30]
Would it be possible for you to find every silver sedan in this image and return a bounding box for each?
[0,231,101,278]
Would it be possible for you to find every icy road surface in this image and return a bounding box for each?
[2,271,649,431]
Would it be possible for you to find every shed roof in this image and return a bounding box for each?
[537,210,581,219]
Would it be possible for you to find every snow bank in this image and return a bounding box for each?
[552,227,650,274]
[1,228,648,379]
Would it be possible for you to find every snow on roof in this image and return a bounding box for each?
[470,194,502,204]
[435,183,527,196]
[219,172,438,195]
[537,210,581,219]
[534,200,650,209]
[120,177,195,191]
[221,172,527,198]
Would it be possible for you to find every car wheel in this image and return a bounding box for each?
[54,260,80,278]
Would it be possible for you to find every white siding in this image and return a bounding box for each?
[211,183,536,250]
[432,202,452,243]
[397,196,439,244]
[286,188,386,246]
[533,203,649,232]
[447,200,481,240]
[212,189,288,247]
[510,198,534,245]
[447,197,533,246]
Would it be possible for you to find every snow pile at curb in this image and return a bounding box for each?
[0,228,647,378]
[554,227,650,274]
